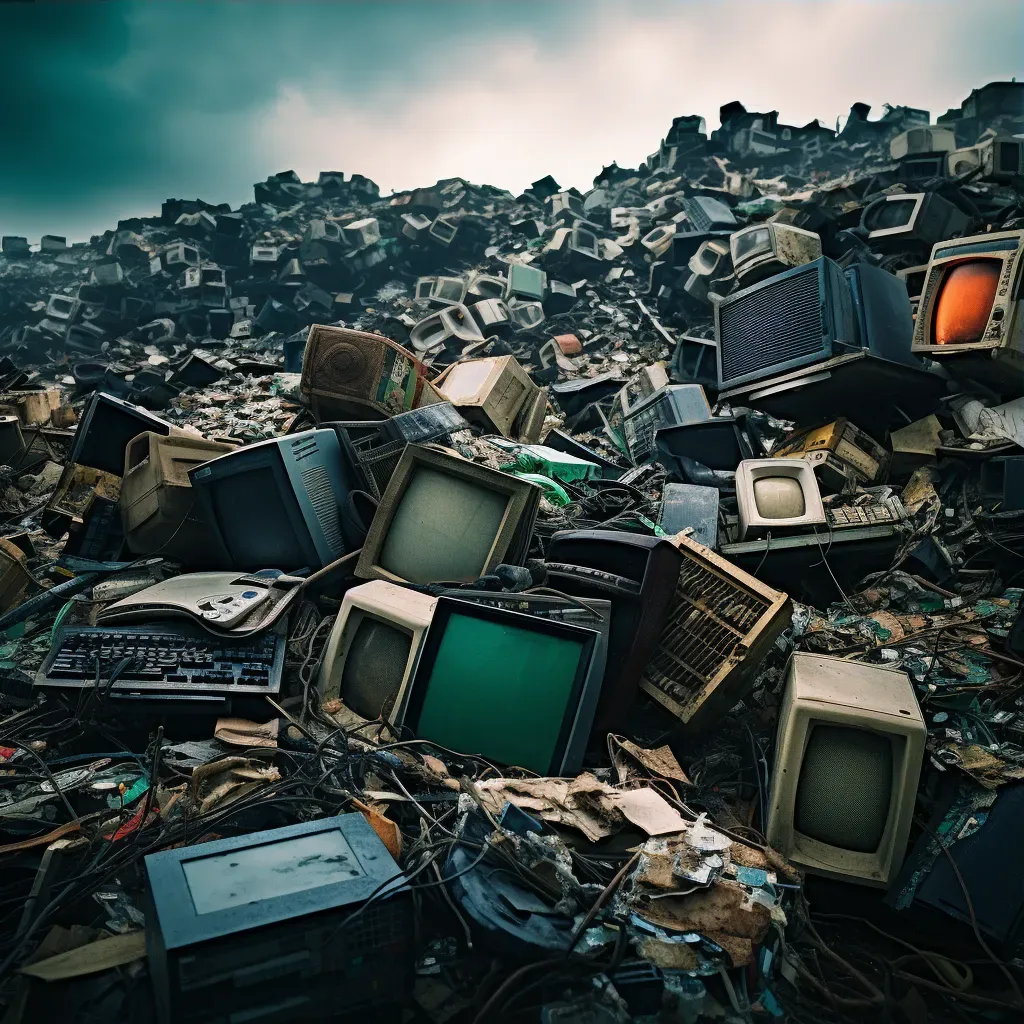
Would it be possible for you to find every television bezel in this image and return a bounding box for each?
[355,444,539,585]
[402,596,602,776]
[766,652,926,887]
[861,193,925,240]
[911,229,1024,356]
[70,391,174,476]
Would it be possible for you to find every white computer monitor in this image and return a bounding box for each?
[735,459,825,539]
[317,580,437,724]
[767,653,926,886]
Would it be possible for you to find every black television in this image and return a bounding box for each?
[70,391,176,476]
[715,257,917,391]
[544,530,682,730]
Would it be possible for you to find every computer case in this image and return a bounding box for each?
[300,324,445,421]
[145,814,412,1024]
[715,257,916,392]
[544,530,683,730]
[120,433,238,563]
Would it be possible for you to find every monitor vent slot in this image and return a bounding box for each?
[300,464,343,552]
[290,436,319,461]
[640,535,791,731]
[685,199,712,233]
[718,267,825,387]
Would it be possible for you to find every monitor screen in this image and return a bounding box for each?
[574,229,598,255]
[794,724,898,853]
[753,476,806,519]
[732,226,772,265]
[932,259,1000,345]
[997,141,1021,175]
[864,198,917,232]
[340,610,413,719]
[380,467,508,583]
[207,466,307,569]
[411,610,587,773]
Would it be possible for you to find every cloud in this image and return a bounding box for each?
[256,0,1024,197]
[0,0,1018,241]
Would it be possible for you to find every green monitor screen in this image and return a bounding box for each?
[405,600,599,775]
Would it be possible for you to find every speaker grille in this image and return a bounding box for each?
[718,266,826,387]
[301,327,379,403]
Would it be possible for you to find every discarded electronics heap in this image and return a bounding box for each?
[0,82,1023,1024]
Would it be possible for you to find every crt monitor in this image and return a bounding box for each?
[70,391,176,476]
[766,653,926,886]
[435,356,535,438]
[544,530,683,730]
[716,256,916,391]
[318,580,437,723]
[735,459,826,540]
[189,429,348,572]
[729,222,821,285]
[355,444,540,586]
[402,597,604,776]
[911,230,1024,385]
[859,192,970,249]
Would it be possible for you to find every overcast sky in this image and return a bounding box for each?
[1,0,1021,243]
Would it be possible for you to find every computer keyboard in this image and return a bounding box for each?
[825,503,904,528]
[35,622,285,713]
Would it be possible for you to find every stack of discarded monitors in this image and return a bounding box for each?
[0,81,1023,1022]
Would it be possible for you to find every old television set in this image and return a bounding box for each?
[544,530,683,730]
[910,230,1024,390]
[318,581,437,723]
[120,432,238,562]
[716,257,917,391]
[144,814,411,1024]
[434,356,540,439]
[621,384,712,464]
[766,653,926,887]
[730,222,821,285]
[70,392,179,476]
[300,325,444,421]
[889,125,957,161]
[735,459,825,540]
[505,263,547,302]
[402,596,605,775]
[408,303,484,353]
[355,445,540,586]
[947,135,1024,182]
[859,192,970,250]
[189,430,349,572]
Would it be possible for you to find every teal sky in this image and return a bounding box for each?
[1,0,1021,243]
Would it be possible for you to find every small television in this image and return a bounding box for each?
[318,581,437,722]
[189,429,348,572]
[889,125,957,160]
[70,392,178,476]
[408,303,484,354]
[947,135,1024,182]
[910,229,1024,390]
[716,257,917,391]
[678,196,737,234]
[859,192,970,250]
[428,276,467,305]
[355,444,540,586]
[544,530,683,730]
[735,459,825,540]
[505,264,547,302]
[621,384,712,464]
[300,325,445,421]
[687,238,731,278]
[729,223,821,285]
[402,597,604,775]
[434,355,538,438]
[766,653,926,886]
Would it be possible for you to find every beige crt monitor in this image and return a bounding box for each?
[766,653,926,887]
[433,355,541,440]
[318,581,437,724]
[735,459,825,540]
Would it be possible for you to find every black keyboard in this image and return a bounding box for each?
[35,621,285,713]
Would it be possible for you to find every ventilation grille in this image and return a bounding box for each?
[640,537,790,729]
[301,463,343,553]
[290,435,319,461]
[718,267,826,387]
[686,199,712,233]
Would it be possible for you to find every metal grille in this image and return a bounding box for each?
[351,436,409,499]
[300,463,343,552]
[718,266,825,386]
[640,540,790,728]
[685,198,712,233]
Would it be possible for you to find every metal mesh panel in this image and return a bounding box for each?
[718,267,825,386]
[300,463,343,553]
